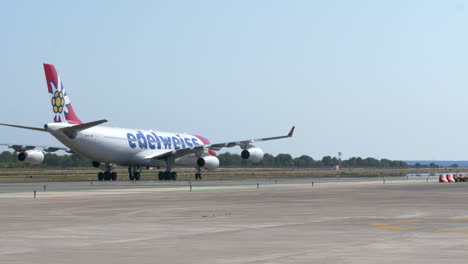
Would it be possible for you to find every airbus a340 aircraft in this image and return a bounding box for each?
[0,64,294,181]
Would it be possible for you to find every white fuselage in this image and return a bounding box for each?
[45,123,206,168]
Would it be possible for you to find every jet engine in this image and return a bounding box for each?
[196,156,220,170]
[17,150,45,165]
[241,147,264,163]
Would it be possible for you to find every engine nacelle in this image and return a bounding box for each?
[196,156,220,170]
[91,161,116,171]
[17,150,44,165]
[241,147,264,163]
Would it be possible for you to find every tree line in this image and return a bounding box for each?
[0,151,410,168]
[0,151,410,169]
[218,152,409,168]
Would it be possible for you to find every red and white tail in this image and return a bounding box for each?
[43,64,82,124]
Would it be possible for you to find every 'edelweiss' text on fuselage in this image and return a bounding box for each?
[127,131,201,150]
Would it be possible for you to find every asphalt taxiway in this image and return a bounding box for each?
[1,177,468,263]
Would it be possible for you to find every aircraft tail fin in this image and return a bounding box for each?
[43,64,82,124]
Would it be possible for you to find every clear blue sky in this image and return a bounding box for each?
[1,0,468,160]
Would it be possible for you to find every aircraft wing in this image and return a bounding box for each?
[145,126,295,160]
[144,147,205,160]
[207,126,295,151]
[0,144,72,153]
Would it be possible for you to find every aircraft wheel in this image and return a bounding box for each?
[158,171,163,181]
[98,172,104,181]
[135,172,141,181]
[103,171,111,181]
[171,172,177,181]
[111,172,117,181]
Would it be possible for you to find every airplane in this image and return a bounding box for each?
[0,64,295,181]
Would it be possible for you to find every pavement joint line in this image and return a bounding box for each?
[395,219,424,223]
[380,181,429,185]
[0,184,316,200]
[0,180,441,200]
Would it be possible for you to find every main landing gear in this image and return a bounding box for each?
[155,158,203,181]
[128,166,141,181]
[158,171,177,181]
[157,157,177,181]
[97,163,117,181]
[156,169,202,181]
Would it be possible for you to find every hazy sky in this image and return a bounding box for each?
[1,0,468,160]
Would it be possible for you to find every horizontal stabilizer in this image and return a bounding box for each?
[0,143,71,153]
[60,119,108,138]
[0,123,47,132]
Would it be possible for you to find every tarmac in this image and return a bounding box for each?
[1,176,468,263]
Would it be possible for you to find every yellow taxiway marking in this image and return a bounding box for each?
[371,223,391,226]
[395,219,424,223]
[434,231,468,234]
[379,226,409,230]
[451,218,468,220]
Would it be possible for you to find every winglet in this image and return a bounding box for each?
[288,126,295,137]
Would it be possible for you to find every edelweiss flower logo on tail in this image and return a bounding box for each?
[43,63,82,124]
[49,76,71,123]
